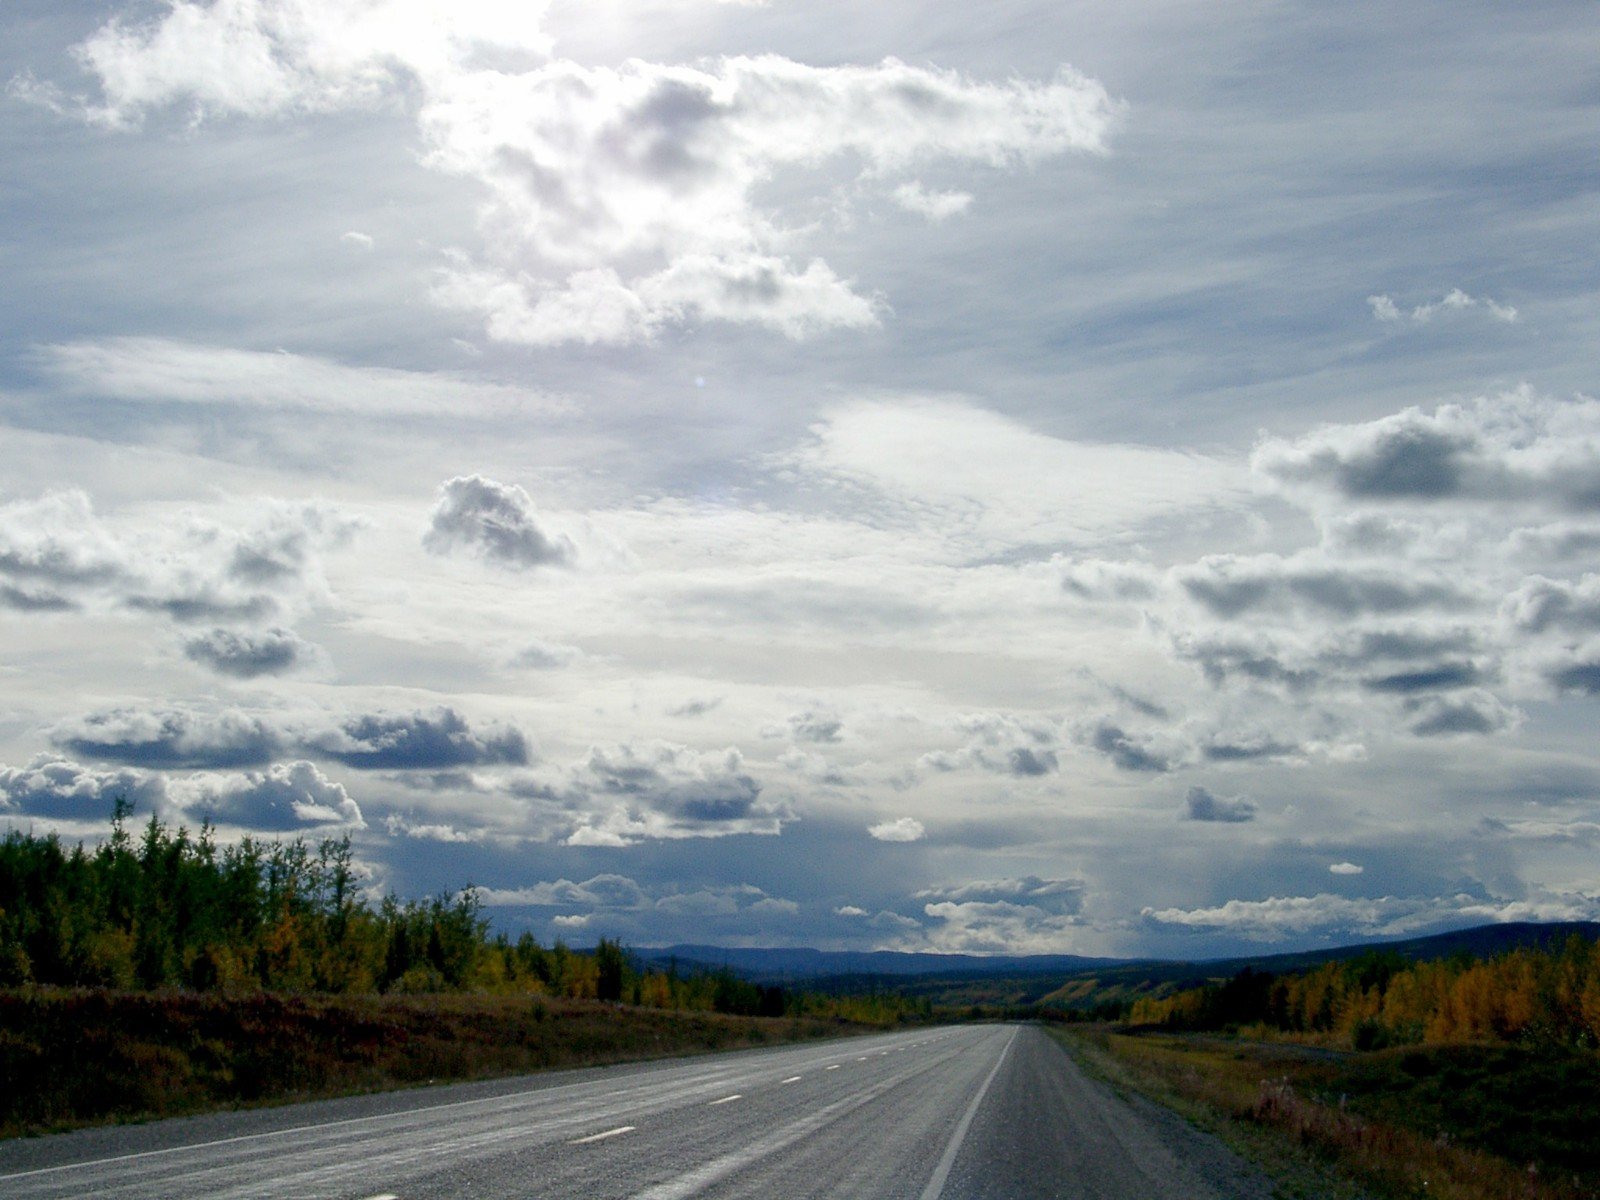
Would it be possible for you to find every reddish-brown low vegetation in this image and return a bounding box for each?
[0,987,859,1137]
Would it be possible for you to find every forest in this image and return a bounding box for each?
[0,803,921,1024]
[1127,937,1600,1050]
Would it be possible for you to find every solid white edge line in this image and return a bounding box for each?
[571,1126,636,1145]
[709,1094,742,1105]
[917,1026,1019,1200]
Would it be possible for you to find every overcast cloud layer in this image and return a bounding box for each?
[2,0,1598,958]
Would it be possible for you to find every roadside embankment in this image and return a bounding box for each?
[1052,1025,1600,1200]
[0,987,866,1137]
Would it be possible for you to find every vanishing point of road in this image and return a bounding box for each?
[0,1024,1275,1198]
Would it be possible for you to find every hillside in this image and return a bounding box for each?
[648,922,1600,1012]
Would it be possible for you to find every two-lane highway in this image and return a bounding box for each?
[0,1025,1274,1198]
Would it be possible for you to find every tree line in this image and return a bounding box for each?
[1127,937,1600,1050]
[0,804,926,1024]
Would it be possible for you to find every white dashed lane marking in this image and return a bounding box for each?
[781,1076,802,1084]
[710,1095,742,1106]
[570,1127,636,1145]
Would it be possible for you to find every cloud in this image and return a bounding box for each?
[183,627,313,678]
[915,876,1085,915]
[53,706,284,769]
[921,898,1084,953]
[919,712,1063,777]
[180,760,363,828]
[1183,785,1256,823]
[479,874,650,909]
[1545,651,1600,696]
[304,707,530,769]
[510,640,582,670]
[1142,890,1600,943]
[1501,574,1600,635]
[667,696,722,718]
[1403,690,1517,737]
[424,475,574,570]
[421,55,1113,344]
[1177,554,1468,620]
[0,489,348,626]
[1083,720,1176,773]
[868,816,925,842]
[542,742,781,845]
[0,755,359,829]
[891,181,973,221]
[787,399,1242,552]
[1368,288,1517,324]
[478,874,798,929]
[37,337,555,417]
[0,756,164,820]
[1329,861,1364,875]
[70,0,556,125]
[1254,389,1600,511]
[787,709,843,744]
[579,743,759,821]
[1361,663,1483,693]
[68,4,1115,343]
[341,230,374,250]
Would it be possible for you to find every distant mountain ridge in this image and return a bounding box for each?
[640,945,1123,982]
[643,922,1600,999]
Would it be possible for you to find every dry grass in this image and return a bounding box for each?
[1057,1027,1600,1200]
[0,987,867,1137]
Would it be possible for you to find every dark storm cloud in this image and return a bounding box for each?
[0,755,359,830]
[1254,393,1600,513]
[53,707,284,769]
[1085,720,1173,772]
[0,584,75,612]
[0,756,164,820]
[581,743,761,823]
[1178,555,1467,621]
[1173,634,1321,691]
[1546,658,1600,696]
[124,593,279,623]
[1362,662,1483,694]
[1405,692,1513,737]
[1183,785,1257,823]
[1006,746,1058,776]
[788,710,844,744]
[304,707,530,769]
[1501,575,1600,635]
[424,475,574,570]
[1201,737,1299,762]
[183,627,310,677]
[188,761,363,829]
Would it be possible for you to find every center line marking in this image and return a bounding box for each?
[571,1126,635,1145]
[710,1094,742,1105]
[781,1076,802,1083]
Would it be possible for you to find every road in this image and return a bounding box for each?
[0,1024,1274,1199]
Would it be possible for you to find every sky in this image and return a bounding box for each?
[2,0,1599,959]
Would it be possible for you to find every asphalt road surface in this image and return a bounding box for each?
[0,1024,1275,1199]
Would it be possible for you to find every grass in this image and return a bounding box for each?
[0,987,871,1138]
[1053,1026,1600,1200]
